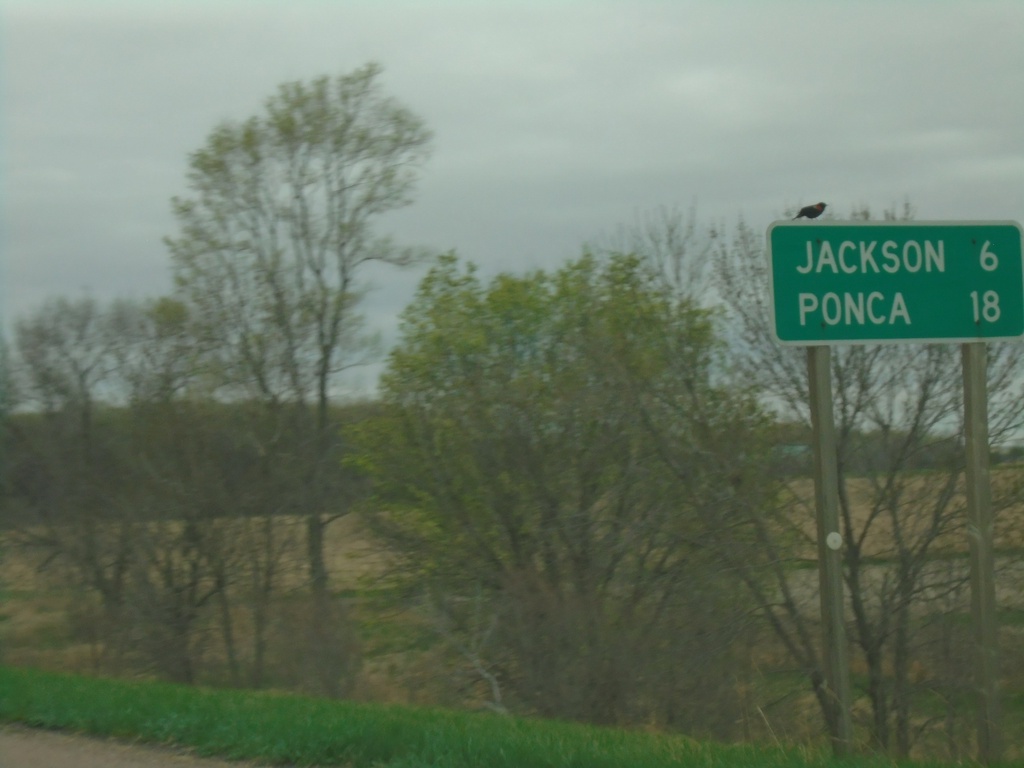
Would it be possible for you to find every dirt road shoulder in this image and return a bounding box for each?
[0,724,260,768]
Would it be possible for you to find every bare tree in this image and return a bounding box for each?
[14,297,118,452]
[8,297,134,650]
[166,63,432,696]
[112,300,321,688]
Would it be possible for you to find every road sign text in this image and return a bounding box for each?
[797,239,945,275]
[798,291,910,327]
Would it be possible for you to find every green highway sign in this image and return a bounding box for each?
[767,220,1024,344]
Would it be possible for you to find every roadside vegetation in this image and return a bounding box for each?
[0,666,965,768]
[2,63,1024,764]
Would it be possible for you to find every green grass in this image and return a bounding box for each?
[0,665,971,768]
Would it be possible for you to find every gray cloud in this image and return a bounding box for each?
[4,2,1023,391]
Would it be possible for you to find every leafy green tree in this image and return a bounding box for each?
[353,251,771,732]
[165,63,432,695]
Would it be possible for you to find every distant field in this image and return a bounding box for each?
[0,666,954,768]
[783,470,1024,559]
[1,512,387,593]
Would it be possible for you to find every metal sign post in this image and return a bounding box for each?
[962,342,1002,764]
[807,345,853,755]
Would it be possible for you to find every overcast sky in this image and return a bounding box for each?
[4,1,1023,392]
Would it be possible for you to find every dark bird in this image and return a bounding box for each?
[793,202,827,220]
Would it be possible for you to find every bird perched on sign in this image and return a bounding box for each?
[793,202,827,219]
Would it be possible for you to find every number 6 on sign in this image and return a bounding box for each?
[979,241,998,271]
[971,290,1001,323]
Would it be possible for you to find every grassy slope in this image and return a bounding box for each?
[0,666,962,768]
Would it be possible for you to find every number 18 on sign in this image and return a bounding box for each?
[768,221,1024,344]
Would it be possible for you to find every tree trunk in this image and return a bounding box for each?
[307,512,329,598]
[866,644,891,751]
[893,582,913,757]
[216,587,240,687]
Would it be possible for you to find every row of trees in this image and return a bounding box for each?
[2,62,1023,756]
[7,228,1022,751]
[351,208,1024,753]
[3,62,430,696]
[5,343,361,690]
